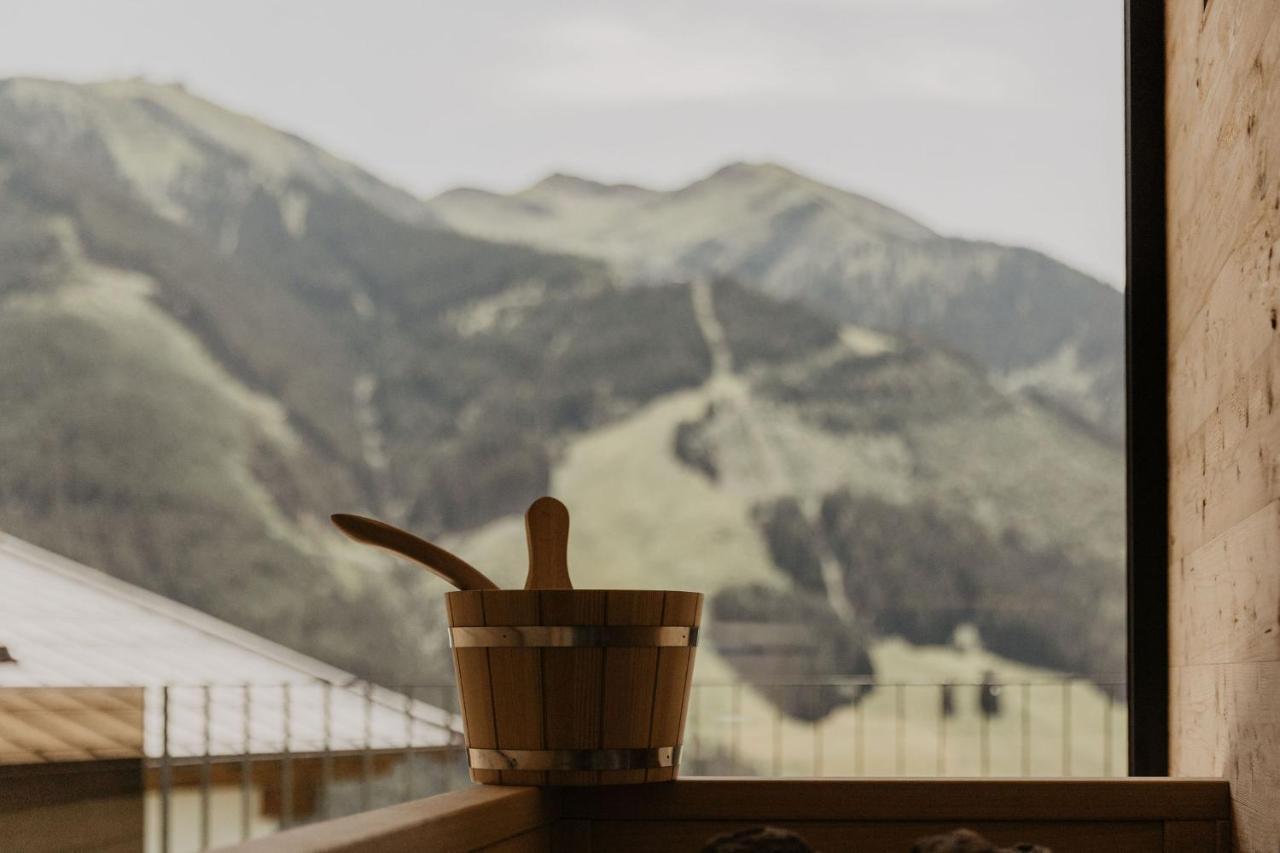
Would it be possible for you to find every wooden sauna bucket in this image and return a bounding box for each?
[446,588,702,785]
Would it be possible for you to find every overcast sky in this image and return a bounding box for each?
[2,0,1125,285]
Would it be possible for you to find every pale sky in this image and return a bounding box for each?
[1,0,1125,286]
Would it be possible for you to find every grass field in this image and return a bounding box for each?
[683,636,1127,778]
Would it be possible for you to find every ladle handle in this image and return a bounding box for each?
[330,513,499,591]
[524,496,572,590]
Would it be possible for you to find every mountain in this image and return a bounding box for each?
[429,162,1126,439]
[446,279,1125,690]
[0,77,645,687]
[0,79,1124,709]
[0,77,434,233]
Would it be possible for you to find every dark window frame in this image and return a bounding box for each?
[1124,0,1169,777]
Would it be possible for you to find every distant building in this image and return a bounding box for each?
[0,532,463,851]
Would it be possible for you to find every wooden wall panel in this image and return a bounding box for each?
[564,778,1229,822]
[586,820,1164,853]
[0,759,144,853]
[215,779,1230,851]
[474,825,550,853]
[1164,820,1223,853]
[1167,2,1280,851]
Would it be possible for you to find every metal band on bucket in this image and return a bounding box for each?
[450,625,698,648]
[468,746,680,771]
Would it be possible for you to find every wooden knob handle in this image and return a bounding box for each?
[524,496,572,590]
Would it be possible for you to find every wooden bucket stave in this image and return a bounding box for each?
[446,589,702,786]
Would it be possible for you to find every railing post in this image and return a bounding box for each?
[1104,688,1115,777]
[980,687,990,777]
[1021,683,1032,776]
[936,684,947,777]
[894,683,905,776]
[691,684,703,766]
[403,686,414,802]
[201,685,211,850]
[1062,679,1073,777]
[435,684,449,795]
[731,682,742,774]
[282,684,293,829]
[854,690,865,776]
[771,706,782,777]
[812,710,823,777]
[322,682,334,818]
[362,682,374,812]
[160,685,171,853]
[242,684,252,841]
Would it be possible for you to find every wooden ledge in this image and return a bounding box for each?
[224,785,559,853]
[562,778,1232,822]
[216,778,1231,852]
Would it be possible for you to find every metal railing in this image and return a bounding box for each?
[145,677,1126,852]
[147,683,468,853]
[680,677,1126,779]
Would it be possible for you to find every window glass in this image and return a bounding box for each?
[0,0,1125,845]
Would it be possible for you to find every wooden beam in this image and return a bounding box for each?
[1163,819,1221,853]
[219,785,559,853]
[587,819,1164,853]
[563,778,1230,822]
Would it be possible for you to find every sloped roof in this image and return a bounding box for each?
[0,533,461,760]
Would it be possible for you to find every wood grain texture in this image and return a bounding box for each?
[561,778,1231,822]
[585,819,1164,853]
[474,825,550,853]
[523,498,571,590]
[1167,2,1280,850]
[482,591,546,786]
[1218,819,1233,853]
[540,591,606,785]
[220,785,560,853]
[447,593,500,785]
[330,514,497,591]
[676,595,703,756]
[447,589,699,786]
[550,819,592,852]
[600,591,664,784]
[646,592,701,782]
[1163,820,1220,853]
[212,779,1232,851]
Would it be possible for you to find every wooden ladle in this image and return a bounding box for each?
[524,496,573,589]
[330,513,499,591]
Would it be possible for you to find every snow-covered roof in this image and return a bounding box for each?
[0,533,461,761]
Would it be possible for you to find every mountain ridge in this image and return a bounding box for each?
[0,78,1125,706]
[428,160,1125,439]
[0,76,439,233]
